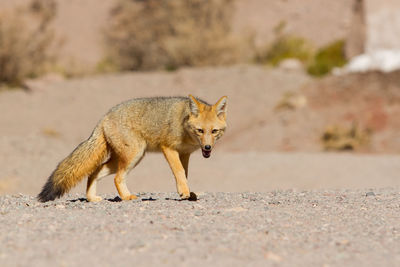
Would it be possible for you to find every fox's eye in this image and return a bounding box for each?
[196,128,204,134]
[212,129,219,134]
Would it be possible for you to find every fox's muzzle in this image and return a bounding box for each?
[202,145,212,158]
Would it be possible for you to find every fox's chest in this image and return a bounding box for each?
[143,131,198,153]
[176,142,199,154]
[144,142,198,155]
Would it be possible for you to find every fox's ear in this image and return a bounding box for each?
[214,96,227,119]
[188,94,202,116]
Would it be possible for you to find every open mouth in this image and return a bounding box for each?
[202,149,211,158]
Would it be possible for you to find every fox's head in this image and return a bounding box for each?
[186,95,227,158]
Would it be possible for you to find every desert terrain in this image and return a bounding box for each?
[0,0,399,266]
[0,65,399,266]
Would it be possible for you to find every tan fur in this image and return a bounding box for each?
[38,126,108,202]
[38,95,227,202]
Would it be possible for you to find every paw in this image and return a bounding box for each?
[179,188,190,199]
[180,192,197,201]
[180,191,198,201]
[121,195,138,201]
[87,196,103,202]
[178,184,190,200]
[180,193,190,200]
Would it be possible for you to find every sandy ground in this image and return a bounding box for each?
[0,190,399,266]
[1,65,400,266]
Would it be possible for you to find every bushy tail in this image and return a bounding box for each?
[38,126,107,202]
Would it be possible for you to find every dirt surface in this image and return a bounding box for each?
[1,65,400,266]
[1,190,399,266]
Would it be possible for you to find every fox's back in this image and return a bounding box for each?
[102,97,197,150]
[108,96,189,125]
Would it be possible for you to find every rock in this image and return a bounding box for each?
[366,191,375,197]
[194,211,204,216]
[278,59,304,71]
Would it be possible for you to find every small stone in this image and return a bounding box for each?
[278,58,303,71]
[335,239,350,246]
[366,191,375,197]
[129,241,146,250]
[268,201,281,205]
[194,211,204,216]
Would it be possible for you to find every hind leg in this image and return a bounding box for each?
[86,158,118,202]
[106,135,146,200]
[102,120,147,200]
[114,145,145,200]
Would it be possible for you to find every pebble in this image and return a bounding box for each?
[194,211,204,216]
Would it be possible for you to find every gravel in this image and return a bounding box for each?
[1,189,399,266]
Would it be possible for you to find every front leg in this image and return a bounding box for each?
[161,146,190,199]
[179,153,190,178]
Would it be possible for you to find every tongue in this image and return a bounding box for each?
[202,149,211,158]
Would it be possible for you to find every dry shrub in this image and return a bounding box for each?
[255,35,313,66]
[307,40,347,77]
[0,0,56,87]
[274,92,307,111]
[321,124,371,151]
[103,0,249,71]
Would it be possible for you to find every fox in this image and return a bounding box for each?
[38,95,227,202]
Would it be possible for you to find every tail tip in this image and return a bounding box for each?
[37,191,57,202]
[37,179,63,202]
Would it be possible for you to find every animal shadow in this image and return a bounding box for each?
[165,192,198,202]
[68,198,88,203]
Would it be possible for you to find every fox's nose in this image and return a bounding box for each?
[204,145,212,151]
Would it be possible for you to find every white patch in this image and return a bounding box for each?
[341,49,400,73]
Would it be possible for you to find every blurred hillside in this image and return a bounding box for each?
[1,0,399,78]
[0,0,352,72]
